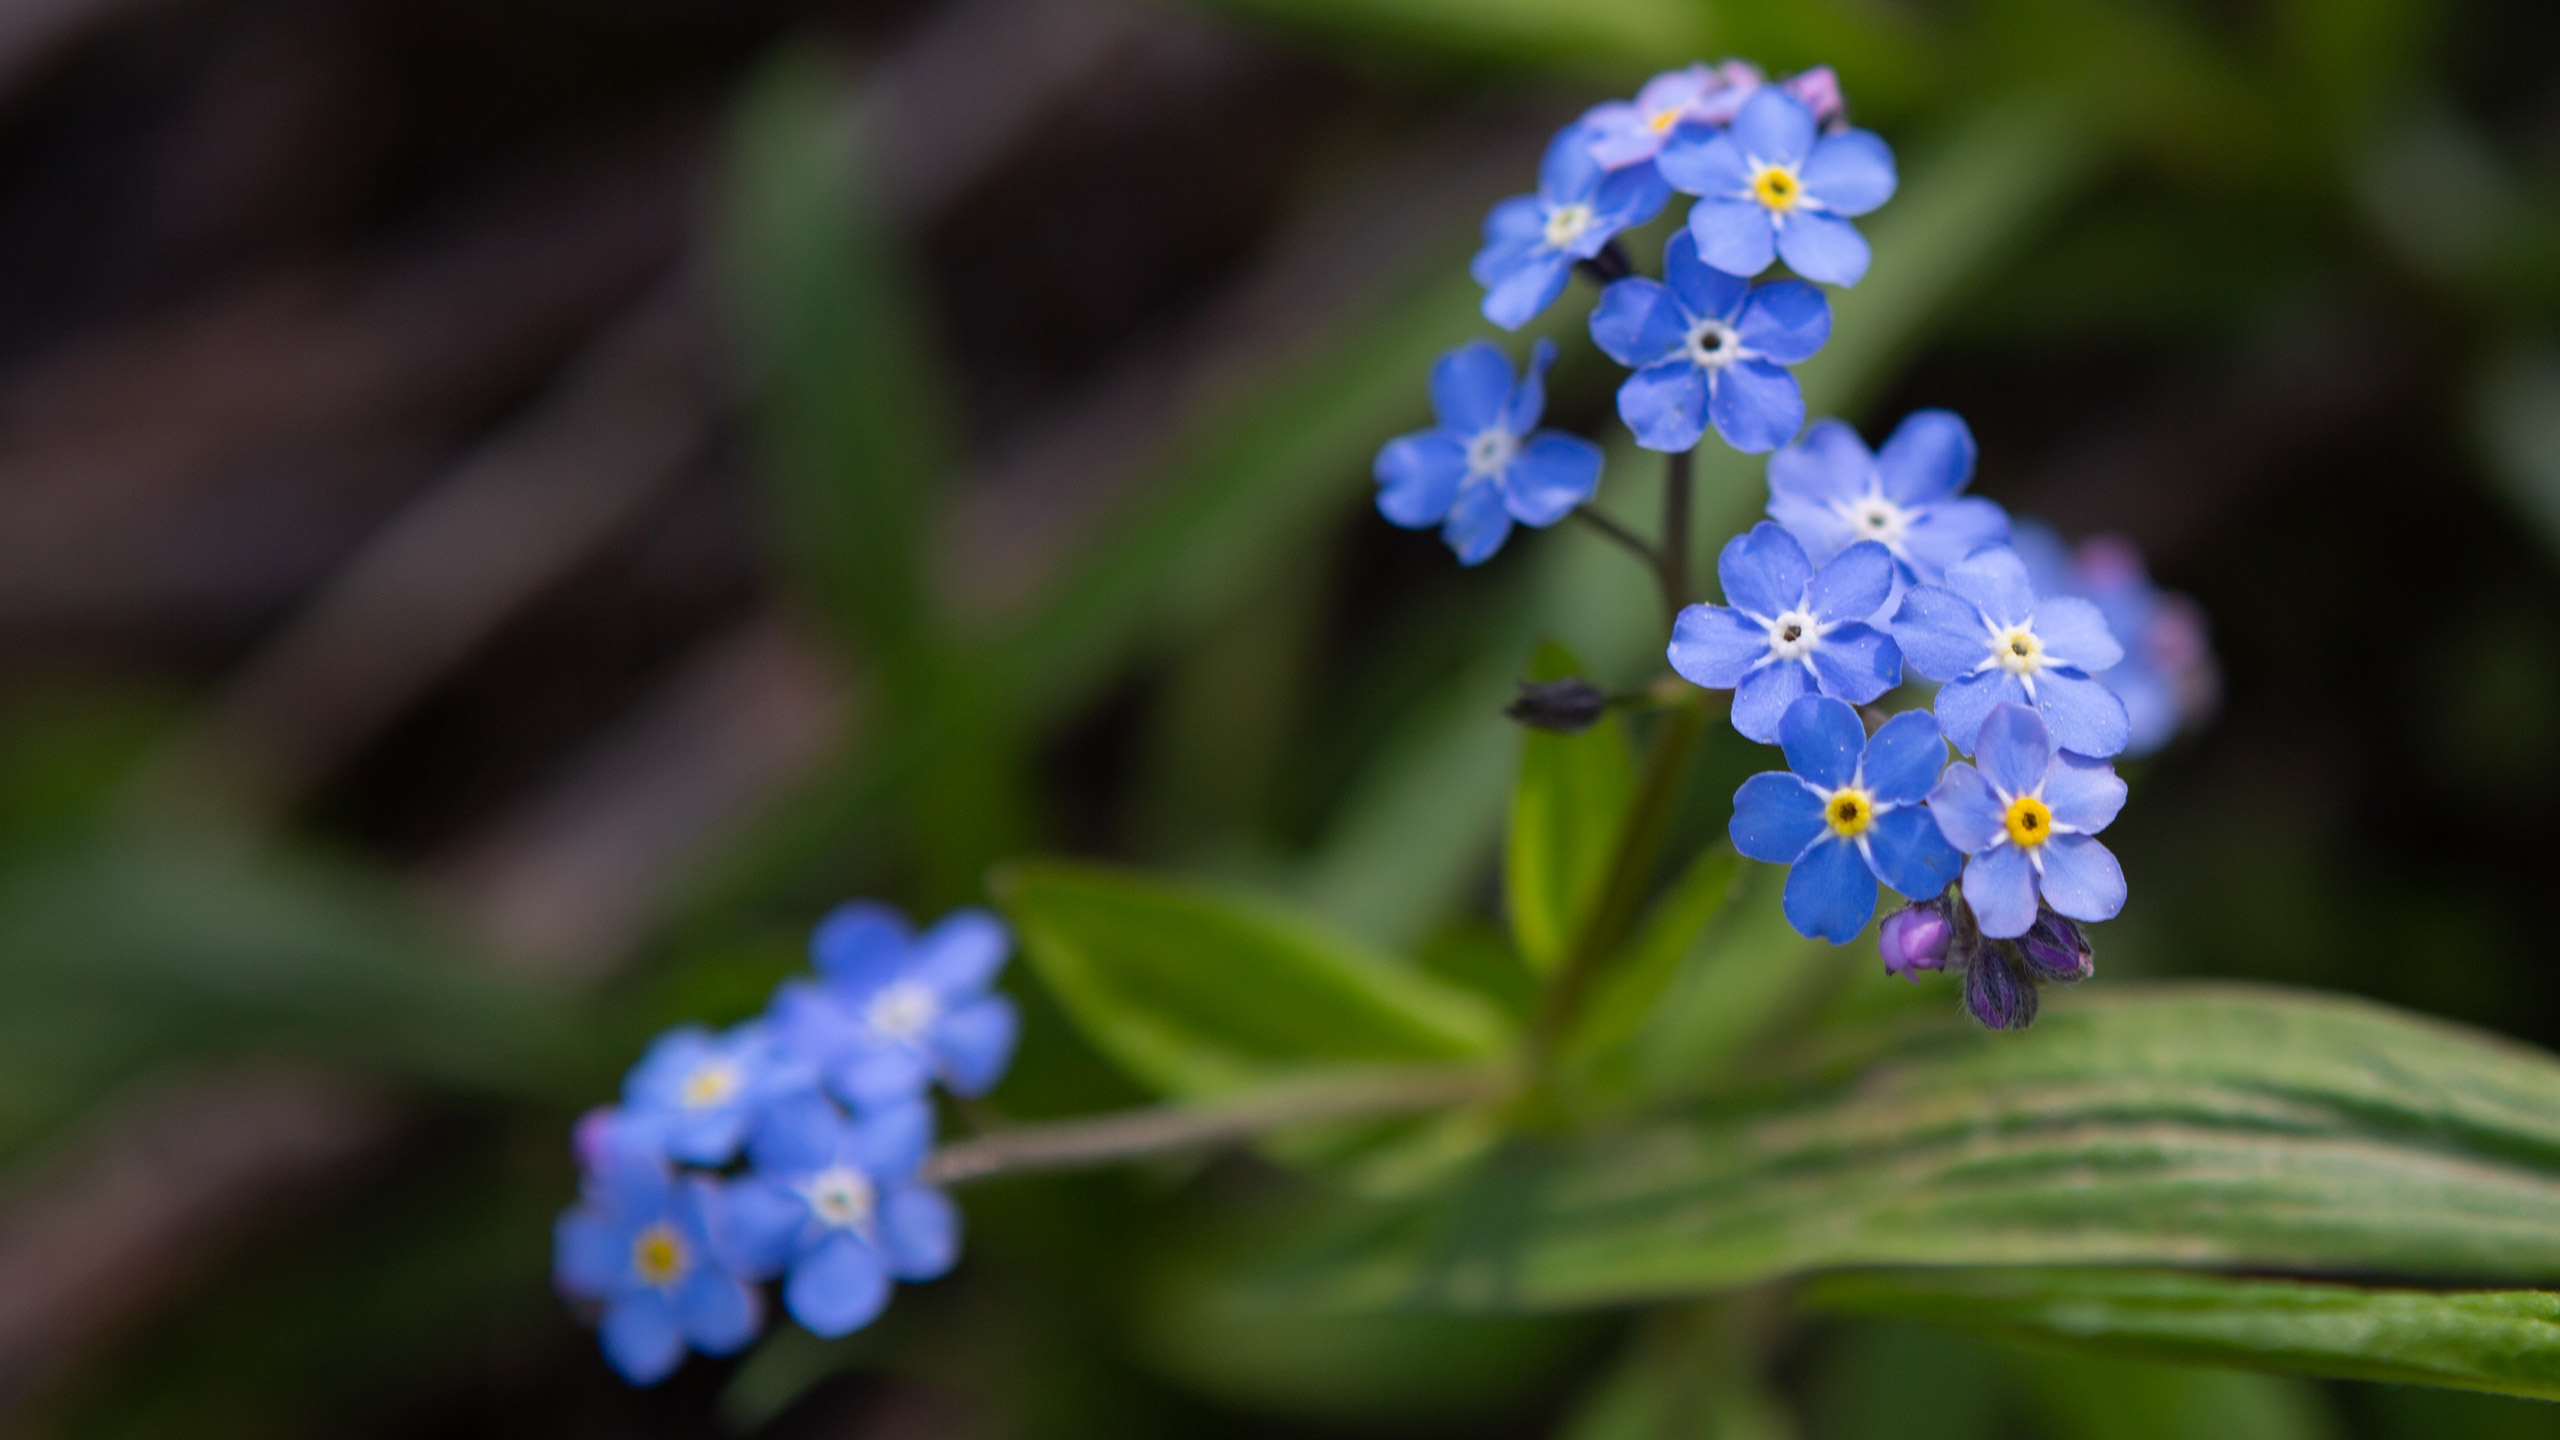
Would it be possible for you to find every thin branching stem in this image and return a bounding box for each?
[1571,504,1658,568]
[1661,448,1694,621]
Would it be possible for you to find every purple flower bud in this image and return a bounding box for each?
[2017,907,2094,983]
[1878,901,1953,981]
[1781,65,1846,129]
[1506,678,1608,733]
[1963,950,2038,1031]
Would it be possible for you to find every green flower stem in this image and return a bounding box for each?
[1571,504,1657,568]
[920,1063,1511,1186]
[1660,447,1693,621]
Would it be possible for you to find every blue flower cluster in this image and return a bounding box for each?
[554,904,1019,1383]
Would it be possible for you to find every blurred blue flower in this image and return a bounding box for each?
[2010,523,2219,758]
[1888,545,2130,758]
[1926,702,2127,938]
[1766,411,2008,586]
[1374,340,1604,565]
[1657,86,1896,286]
[1729,695,1965,943]
[621,1023,796,1166]
[1668,523,1900,741]
[1472,122,1670,330]
[710,1092,959,1339]
[1578,61,1760,170]
[1589,231,1830,453]
[769,902,1020,1112]
[554,1150,763,1385]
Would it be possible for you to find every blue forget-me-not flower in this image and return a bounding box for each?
[1374,340,1604,565]
[1729,695,1965,943]
[621,1023,796,1167]
[1472,121,1669,330]
[2011,523,2219,758]
[769,902,1020,1113]
[1579,61,1760,170]
[1926,702,2128,938]
[554,1147,763,1384]
[711,1092,960,1339]
[1668,522,1900,742]
[1889,545,2130,758]
[1658,86,1896,287]
[1766,411,2009,586]
[1590,231,1830,453]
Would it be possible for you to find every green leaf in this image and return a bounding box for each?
[1552,843,1739,1097]
[1808,1267,2560,1405]
[1252,986,2560,1310]
[993,861,1511,1098]
[1504,645,1634,976]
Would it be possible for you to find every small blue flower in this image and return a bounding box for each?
[1578,61,1760,170]
[1373,340,1604,565]
[1472,122,1670,330]
[769,902,1020,1112]
[621,1022,796,1166]
[1589,231,1830,454]
[1668,523,1901,742]
[554,1149,763,1384]
[1925,702,2128,938]
[1766,411,2009,586]
[2011,524,2218,758]
[709,1092,959,1339]
[1729,695,1966,943]
[1657,86,1896,286]
[1888,545,2130,758]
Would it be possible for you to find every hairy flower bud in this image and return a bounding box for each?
[2017,906,2094,983]
[1963,948,2038,1031]
[1878,899,1953,980]
[1506,678,1608,733]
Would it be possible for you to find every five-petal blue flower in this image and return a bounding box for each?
[1657,86,1897,286]
[1374,340,1604,565]
[1766,410,2009,586]
[554,1148,763,1385]
[620,1022,796,1167]
[1590,231,1830,453]
[1579,62,1759,170]
[768,902,1020,1113]
[1924,702,2128,938]
[1729,695,1965,943]
[1888,545,2131,757]
[2011,523,2217,758]
[1669,522,1901,741]
[1472,122,1670,330]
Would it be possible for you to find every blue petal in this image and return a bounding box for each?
[1507,338,1557,433]
[1473,196,1544,277]
[1779,694,1867,788]
[1945,546,2037,628]
[1538,120,1606,203]
[554,1209,626,1299]
[1374,434,1463,528]
[784,1233,892,1339]
[1807,540,1894,624]
[1729,86,1815,167]
[1775,211,1870,286]
[1442,480,1514,565]
[1808,623,1899,703]
[1963,844,2039,938]
[1502,433,1603,524]
[1864,806,1964,900]
[1430,341,1514,436]
[1617,361,1709,453]
[811,902,910,991]
[601,1295,686,1385]
[831,1045,932,1112]
[1900,497,2010,585]
[2107,660,2182,758]
[2044,752,2129,832]
[2037,834,2128,923]
[674,1268,763,1355]
[1482,248,1575,331]
[1887,584,1988,680]
[1735,280,1831,363]
[935,995,1020,1096]
[1730,772,1825,863]
[1974,702,2052,798]
[1731,659,1813,743]
[1668,603,1769,689]
[848,1099,936,1177]
[1656,128,1750,196]
[1860,710,1949,805]
[1663,230,1750,319]
[911,908,1010,997]
[1581,102,1662,170]
[1783,836,1878,944]
[1718,522,1813,617]
[1589,278,1688,368]
[747,1088,843,1176]
[1687,198,1776,278]
[2029,669,2132,759]
[1874,409,1975,504]
[1768,418,1871,505]
[1589,163,1672,242]
[1925,763,2006,854]
[1708,358,1804,454]
[1933,669,2027,755]
[879,1185,962,1281]
[663,1107,750,1167]
[704,1179,804,1280]
[2033,596,2126,672]
[1800,129,1898,215]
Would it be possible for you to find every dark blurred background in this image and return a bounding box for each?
[2,0,2560,1436]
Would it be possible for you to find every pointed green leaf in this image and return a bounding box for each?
[1504,645,1634,975]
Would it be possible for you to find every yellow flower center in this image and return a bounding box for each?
[2004,795,2053,849]
[1994,626,2045,676]
[1750,164,1802,213]
[681,1062,740,1109]
[1648,106,1682,133]
[632,1224,689,1286]
[1825,787,1874,839]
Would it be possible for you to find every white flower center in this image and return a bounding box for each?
[1464,426,1519,478]
[1991,623,2046,677]
[1834,490,1909,548]
[799,1165,877,1232]
[1543,203,1595,250]
[865,980,940,1041]
[1686,317,1745,371]
[1765,608,1826,661]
